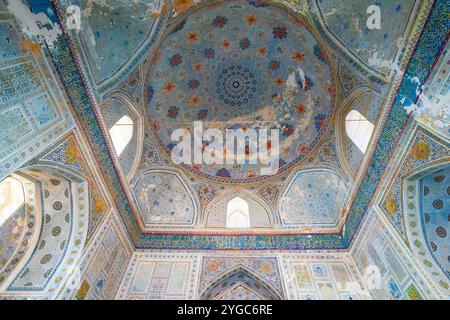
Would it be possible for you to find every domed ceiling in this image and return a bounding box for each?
[7,0,446,251]
[145,0,335,183]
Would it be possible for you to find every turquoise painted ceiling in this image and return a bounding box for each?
[63,0,166,90]
[315,0,417,76]
[280,169,348,228]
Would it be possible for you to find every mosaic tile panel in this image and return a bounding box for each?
[0,61,41,105]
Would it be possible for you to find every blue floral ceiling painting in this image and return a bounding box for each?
[59,0,169,94]
[145,1,335,182]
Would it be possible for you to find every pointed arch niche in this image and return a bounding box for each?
[226,197,250,229]
[101,95,144,182]
[403,162,449,296]
[204,189,276,229]
[336,89,383,177]
[199,267,283,300]
[0,166,89,299]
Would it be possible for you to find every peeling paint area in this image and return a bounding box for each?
[63,0,165,83]
[411,44,450,135]
[316,0,416,75]
[6,0,62,48]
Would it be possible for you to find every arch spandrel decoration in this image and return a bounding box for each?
[279,167,349,229]
[204,189,275,229]
[131,168,199,229]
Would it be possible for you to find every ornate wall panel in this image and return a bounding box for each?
[280,252,362,300]
[132,169,198,228]
[351,208,444,300]
[0,6,74,181]
[116,252,200,300]
[312,0,418,77]
[60,210,133,300]
[279,168,348,229]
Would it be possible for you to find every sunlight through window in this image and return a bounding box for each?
[345,110,374,153]
[226,197,250,228]
[109,115,133,156]
[0,177,25,227]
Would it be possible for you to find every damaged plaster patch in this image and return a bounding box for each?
[7,0,62,48]
[402,71,449,131]
[408,91,450,130]
[78,0,163,72]
[368,37,405,76]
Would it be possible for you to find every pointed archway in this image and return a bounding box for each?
[199,266,283,300]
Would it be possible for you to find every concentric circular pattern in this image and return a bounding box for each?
[436,226,447,238]
[433,199,443,209]
[216,64,258,107]
[145,0,334,182]
[53,201,62,211]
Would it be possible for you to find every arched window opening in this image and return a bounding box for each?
[0,176,25,227]
[109,115,133,156]
[226,197,250,228]
[345,110,374,153]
